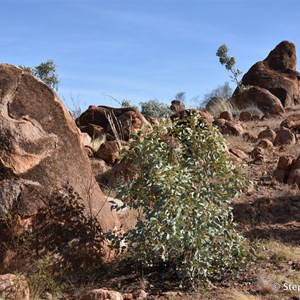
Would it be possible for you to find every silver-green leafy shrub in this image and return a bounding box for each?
[110,112,253,286]
[139,99,172,118]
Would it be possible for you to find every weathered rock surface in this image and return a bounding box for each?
[0,64,119,232]
[170,99,185,112]
[81,288,123,300]
[95,141,122,164]
[281,113,300,131]
[229,148,249,161]
[0,273,29,300]
[258,128,277,142]
[274,155,294,183]
[287,155,300,187]
[257,139,274,149]
[217,120,245,136]
[171,109,214,125]
[233,86,284,115]
[219,111,233,121]
[234,41,300,110]
[77,105,151,141]
[239,111,252,122]
[249,147,265,164]
[273,128,296,146]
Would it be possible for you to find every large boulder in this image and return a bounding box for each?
[257,128,277,142]
[77,105,151,141]
[0,64,119,232]
[233,86,284,115]
[234,41,300,109]
[273,128,296,146]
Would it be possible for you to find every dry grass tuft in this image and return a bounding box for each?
[207,98,263,119]
[255,276,278,295]
[258,239,300,263]
[226,289,262,300]
[89,134,106,153]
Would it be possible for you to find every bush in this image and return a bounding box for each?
[110,112,254,287]
[139,99,172,118]
[20,60,60,91]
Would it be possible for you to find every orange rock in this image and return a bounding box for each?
[0,273,30,300]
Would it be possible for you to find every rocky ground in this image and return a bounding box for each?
[3,106,300,300]
[65,106,300,300]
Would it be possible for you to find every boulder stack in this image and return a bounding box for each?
[233,41,300,113]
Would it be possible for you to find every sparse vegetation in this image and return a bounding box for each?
[227,290,261,300]
[202,82,233,108]
[216,44,251,94]
[19,60,60,91]
[0,185,106,299]
[216,44,243,90]
[139,99,172,118]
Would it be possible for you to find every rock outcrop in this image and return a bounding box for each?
[77,105,151,164]
[233,41,300,113]
[233,86,284,115]
[170,99,185,113]
[0,64,119,232]
[77,105,151,142]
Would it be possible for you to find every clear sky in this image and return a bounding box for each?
[1,0,300,111]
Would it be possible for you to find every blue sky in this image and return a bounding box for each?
[1,0,300,111]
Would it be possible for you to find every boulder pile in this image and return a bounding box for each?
[76,105,151,164]
[232,40,300,114]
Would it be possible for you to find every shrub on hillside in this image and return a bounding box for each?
[109,112,254,287]
[139,99,172,118]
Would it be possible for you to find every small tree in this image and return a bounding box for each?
[110,112,253,287]
[139,99,172,118]
[20,60,60,91]
[216,44,245,92]
[121,99,132,108]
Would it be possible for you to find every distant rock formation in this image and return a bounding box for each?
[0,64,119,232]
[77,105,151,164]
[233,40,300,113]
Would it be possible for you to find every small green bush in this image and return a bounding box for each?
[110,112,254,287]
[139,99,172,118]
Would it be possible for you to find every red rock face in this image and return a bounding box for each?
[77,105,151,141]
[265,40,297,71]
[233,41,300,110]
[234,86,284,115]
[0,64,119,232]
